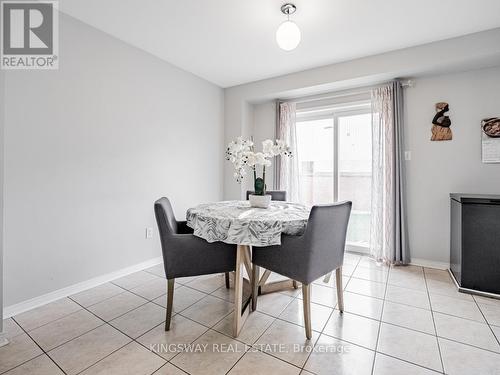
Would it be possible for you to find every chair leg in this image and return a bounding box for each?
[336,267,344,313]
[292,280,299,289]
[302,283,312,340]
[165,279,175,331]
[252,265,260,311]
[225,272,230,289]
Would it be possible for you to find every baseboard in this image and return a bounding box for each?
[410,258,449,270]
[3,256,163,318]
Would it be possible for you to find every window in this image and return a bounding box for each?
[296,102,372,251]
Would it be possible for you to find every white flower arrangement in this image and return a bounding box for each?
[225,137,292,195]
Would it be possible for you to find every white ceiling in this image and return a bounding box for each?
[60,0,500,87]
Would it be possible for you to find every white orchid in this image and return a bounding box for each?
[262,139,275,156]
[253,152,269,166]
[226,137,293,194]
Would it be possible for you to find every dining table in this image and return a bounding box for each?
[186,200,311,337]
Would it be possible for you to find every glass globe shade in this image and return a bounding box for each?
[276,20,301,51]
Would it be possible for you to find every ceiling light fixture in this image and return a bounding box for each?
[276,3,301,51]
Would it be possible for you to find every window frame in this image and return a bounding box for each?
[296,103,372,254]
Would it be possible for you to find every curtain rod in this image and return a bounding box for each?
[278,79,414,104]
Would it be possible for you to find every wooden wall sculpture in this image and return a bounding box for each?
[431,102,452,141]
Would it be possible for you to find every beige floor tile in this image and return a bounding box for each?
[341,264,356,277]
[144,264,166,278]
[256,319,317,367]
[492,325,500,341]
[333,264,356,278]
[171,330,245,375]
[426,278,472,301]
[304,334,375,375]
[110,302,166,338]
[356,258,391,272]
[323,311,380,350]
[14,298,81,331]
[313,274,350,289]
[213,311,275,344]
[153,286,207,313]
[277,286,302,298]
[80,341,166,375]
[267,272,288,283]
[345,278,386,299]
[429,294,485,322]
[478,302,500,326]
[377,323,442,372]
[373,353,438,375]
[423,267,451,280]
[388,273,427,291]
[185,273,226,293]
[87,291,147,321]
[153,363,188,374]
[228,350,301,375]
[211,282,252,303]
[0,334,43,373]
[131,278,169,301]
[385,284,431,310]
[439,337,500,375]
[382,301,435,334]
[48,324,131,375]
[29,309,103,351]
[255,293,295,317]
[309,284,338,308]
[176,275,200,285]
[137,315,208,360]
[2,318,24,340]
[343,253,362,265]
[474,294,500,308]
[352,267,388,283]
[342,292,384,320]
[390,265,424,275]
[70,283,125,307]
[181,295,233,327]
[279,299,333,332]
[434,312,500,352]
[112,271,161,290]
[3,354,64,375]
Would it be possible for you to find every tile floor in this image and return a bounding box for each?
[2,253,500,375]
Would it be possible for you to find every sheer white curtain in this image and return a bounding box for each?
[370,82,410,264]
[275,101,301,202]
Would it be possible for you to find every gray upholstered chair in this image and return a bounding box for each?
[246,190,287,201]
[251,201,352,339]
[155,197,236,330]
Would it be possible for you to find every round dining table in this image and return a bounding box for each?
[186,200,310,336]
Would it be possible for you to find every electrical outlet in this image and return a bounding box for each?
[404,151,411,161]
[145,227,153,239]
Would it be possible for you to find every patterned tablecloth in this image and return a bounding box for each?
[186,201,311,247]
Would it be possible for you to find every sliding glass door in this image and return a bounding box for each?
[296,108,372,252]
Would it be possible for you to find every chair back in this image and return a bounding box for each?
[303,201,352,277]
[154,197,178,240]
[246,190,287,201]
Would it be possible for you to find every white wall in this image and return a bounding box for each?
[405,66,500,265]
[3,14,224,307]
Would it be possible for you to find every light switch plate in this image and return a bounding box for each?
[404,151,411,161]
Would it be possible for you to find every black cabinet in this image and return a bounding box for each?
[450,194,500,296]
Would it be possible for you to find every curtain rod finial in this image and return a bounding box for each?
[401,79,414,88]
